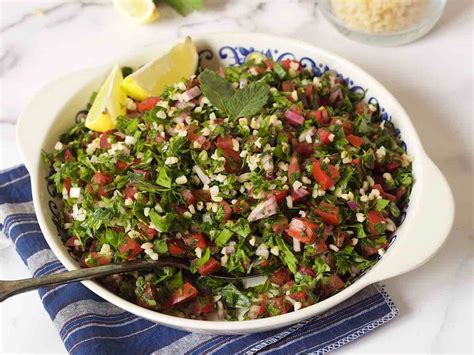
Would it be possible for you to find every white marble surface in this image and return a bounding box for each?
[0,0,472,353]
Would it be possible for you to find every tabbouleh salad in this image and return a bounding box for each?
[44,55,413,321]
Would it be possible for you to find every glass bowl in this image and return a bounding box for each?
[319,0,447,46]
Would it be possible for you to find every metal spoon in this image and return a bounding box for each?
[0,257,257,302]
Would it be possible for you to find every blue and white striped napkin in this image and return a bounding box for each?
[0,165,398,354]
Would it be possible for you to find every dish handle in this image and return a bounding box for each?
[369,156,454,282]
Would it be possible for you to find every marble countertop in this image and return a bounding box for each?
[0,0,472,353]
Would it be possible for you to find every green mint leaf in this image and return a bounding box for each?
[226,82,270,119]
[160,0,203,16]
[375,199,390,211]
[224,218,251,238]
[156,167,172,188]
[215,229,233,247]
[195,247,211,267]
[148,210,173,233]
[275,235,297,274]
[199,69,233,113]
[221,284,251,308]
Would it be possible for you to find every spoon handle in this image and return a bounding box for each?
[0,259,187,302]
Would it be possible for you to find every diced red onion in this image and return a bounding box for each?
[174,101,192,110]
[329,88,343,104]
[298,127,316,142]
[347,201,358,210]
[284,110,305,126]
[182,86,201,102]
[248,196,278,222]
[261,153,274,174]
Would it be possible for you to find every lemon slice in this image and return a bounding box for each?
[85,65,127,132]
[113,0,159,24]
[121,37,198,101]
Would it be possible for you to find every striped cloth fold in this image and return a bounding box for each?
[0,165,399,354]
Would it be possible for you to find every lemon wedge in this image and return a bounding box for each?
[113,0,159,24]
[85,65,127,132]
[121,37,198,101]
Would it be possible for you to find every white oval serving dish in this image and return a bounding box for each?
[16,33,454,334]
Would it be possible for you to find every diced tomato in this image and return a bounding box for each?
[315,239,328,254]
[367,210,386,235]
[386,160,401,171]
[282,81,294,92]
[281,59,300,71]
[183,233,208,249]
[312,160,340,190]
[272,190,287,203]
[116,160,129,171]
[288,152,300,183]
[223,148,241,174]
[137,97,160,112]
[198,257,221,275]
[292,139,314,156]
[65,236,79,247]
[192,189,212,202]
[355,102,368,115]
[173,203,188,215]
[352,158,361,165]
[181,189,197,205]
[64,148,74,161]
[373,184,396,202]
[118,237,142,260]
[290,291,308,302]
[347,134,364,147]
[314,202,340,226]
[298,265,316,277]
[162,282,198,309]
[361,245,379,257]
[133,169,149,180]
[287,218,320,244]
[304,84,314,101]
[81,252,112,267]
[220,200,232,221]
[272,216,289,234]
[216,135,234,151]
[63,177,72,194]
[264,58,274,70]
[333,117,353,135]
[92,172,113,185]
[193,295,214,314]
[329,274,345,290]
[123,185,138,201]
[271,268,291,285]
[317,128,332,145]
[99,133,111,149]
[270,296,292,315]
[334,230,348,248]
[139,222,157,240]
[291,187,310,202]
[97,185,108,198]
[308,109,330,126]
[167,239,186,257]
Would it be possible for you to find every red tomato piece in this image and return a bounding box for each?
[314,201,340,226]
[139,222,157,240]
[63,177,72,194]
[223,148,241,174]
[220,200,232,221]
[183,233,208,249]
[198,257,221,275]
[92,172,113,185]
[272,190,288,204]
[272,216,289,234]
[287,218,319,244]
[167,239,186,257]
[65,236,79,247]
[281,81,294,92]
[308,109,330,126]
[281,59,300,71]
[346,134,364,147]
[192,189,212,202]
[216,135,234,151]
[64,148,74,161]
[315,239,328,254]
[386,160,401,171]
[123,185,138,201]
[288,152,300,183]
[137,97,160,112]
[304,84,314,101]
[270,296,292,315]
[193,295,215,314]
[312,160,340,190]
[317,128,332,145]
[292,139,314,156]
[367,210,386,235]
[271,268,292,285]
[99,133,111,149]
[373,184,396,202]
[298,265,316,277]
[181,189,197,205]
[162,282,198,309]
[116,160,129,171]
[118,237,142,260]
